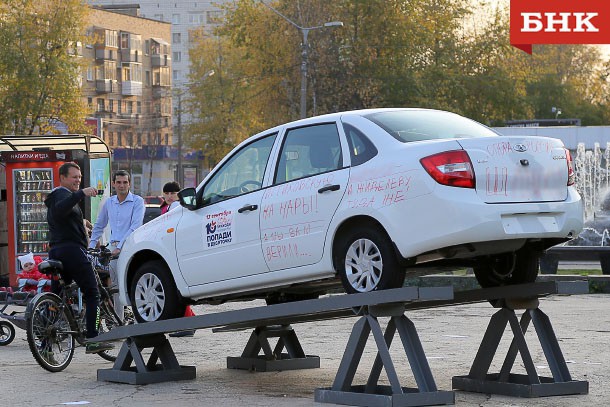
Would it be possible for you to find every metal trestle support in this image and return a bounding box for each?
[315,304,454,407]
[97,334,196,385]
[452,300,589,397]
[227,324,320,371]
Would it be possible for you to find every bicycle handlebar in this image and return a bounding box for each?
[87,247,119,260]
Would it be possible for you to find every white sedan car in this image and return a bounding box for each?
[118,108,583,322]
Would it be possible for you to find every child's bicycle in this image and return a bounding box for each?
[25,246,133,372]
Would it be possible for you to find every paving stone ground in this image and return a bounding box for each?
[1,289,608,406]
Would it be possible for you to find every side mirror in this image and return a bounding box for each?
[178,188,197,210]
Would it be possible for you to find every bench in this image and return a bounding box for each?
[540,246,610,274]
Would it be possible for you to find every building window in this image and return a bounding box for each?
[172,33,181,44]
[137,133,142,146]
[118,132,122,146]
[153,14,163,21]
[120,32,129,49]
[122,63,142,82]
[109,99,114,112]
[173,70,179,80]
[145,70,151,86]
[97,98,105,112]
[173,51,181,62]
[165,133,169,145]
[87,97,93,108]
[126,101,134,114]
[172,13,180,24]
[137,101,142,114]
[144,39,150,55]
[86,67,94,81]
[188,13,204,24]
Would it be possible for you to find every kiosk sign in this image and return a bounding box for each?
[1,151,71,163]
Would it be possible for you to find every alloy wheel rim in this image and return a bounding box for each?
[344,238,383,292]
[134,272,165,321]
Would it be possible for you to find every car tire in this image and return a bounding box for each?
[337,226,404,294]
[473,248,540,288]
[129,260,186,323]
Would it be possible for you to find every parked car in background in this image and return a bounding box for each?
[117,108,584,322]
[143,204,162,224]
[143,196,164,205]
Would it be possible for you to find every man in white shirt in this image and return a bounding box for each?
[89,170,145,320]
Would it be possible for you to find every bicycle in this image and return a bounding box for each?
[25,246,133,372]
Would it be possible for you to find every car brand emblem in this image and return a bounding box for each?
[513,143,527,152]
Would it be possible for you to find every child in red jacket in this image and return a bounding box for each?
[17,252,51,293]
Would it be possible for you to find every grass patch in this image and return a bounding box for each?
[557,269,602,276]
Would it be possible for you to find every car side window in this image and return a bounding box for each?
[343,123,378,166]
[275,123,342,184]
[202,134,276,205]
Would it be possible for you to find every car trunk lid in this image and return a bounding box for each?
[457,136,569,203]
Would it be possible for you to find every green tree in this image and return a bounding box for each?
[0,0,89,135]
[186,0,610,161]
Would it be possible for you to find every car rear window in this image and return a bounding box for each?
[364,110,499,143]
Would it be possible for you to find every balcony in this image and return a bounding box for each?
[95,49,117,60]
[122,81,143,96]
[152,85,171,99]
[151,54,171,67]
[121,49,141,63]
[96,80,116,93]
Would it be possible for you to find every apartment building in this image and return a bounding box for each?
[87,1,230,125]
[84,7,173,150]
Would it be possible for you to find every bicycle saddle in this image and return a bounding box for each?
[38,259,63,274]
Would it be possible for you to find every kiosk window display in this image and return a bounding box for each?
[0,135,111,287]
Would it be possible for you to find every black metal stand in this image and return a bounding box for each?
[97,334,196,385]
[227,324,320,371]
[315,304,454,407]
[452,299,589,398]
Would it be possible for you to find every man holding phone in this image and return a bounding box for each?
[45,162,113,354]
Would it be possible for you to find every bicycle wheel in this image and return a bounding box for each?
[0,321,15,346]
[96,300,122,362]
[26,293,75,372]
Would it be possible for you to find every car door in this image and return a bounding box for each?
[260,122,349,271]
[175,134,277,287]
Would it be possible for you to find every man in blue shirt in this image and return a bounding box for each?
[89,170,144,320]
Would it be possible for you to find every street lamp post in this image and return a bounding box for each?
[174,69,215,187]
[263,2,342,119]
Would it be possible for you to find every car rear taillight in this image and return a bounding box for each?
[565,148,575,186]
[420,150,475,188]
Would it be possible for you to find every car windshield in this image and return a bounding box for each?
[364,110,499,143]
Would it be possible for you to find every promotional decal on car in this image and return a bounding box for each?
[205,210,234,248]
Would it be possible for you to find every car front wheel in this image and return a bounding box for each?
[337,226,404,294]
[473,248,540,288]
[129,260,186,322]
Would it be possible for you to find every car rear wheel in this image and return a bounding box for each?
[129,260,186,322]
[337,226,404,294]
[473,248,540,288]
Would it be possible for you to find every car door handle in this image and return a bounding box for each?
[238,204,258,213]
[318,184,340,193]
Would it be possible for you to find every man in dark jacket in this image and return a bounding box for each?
[45,162,113,354]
